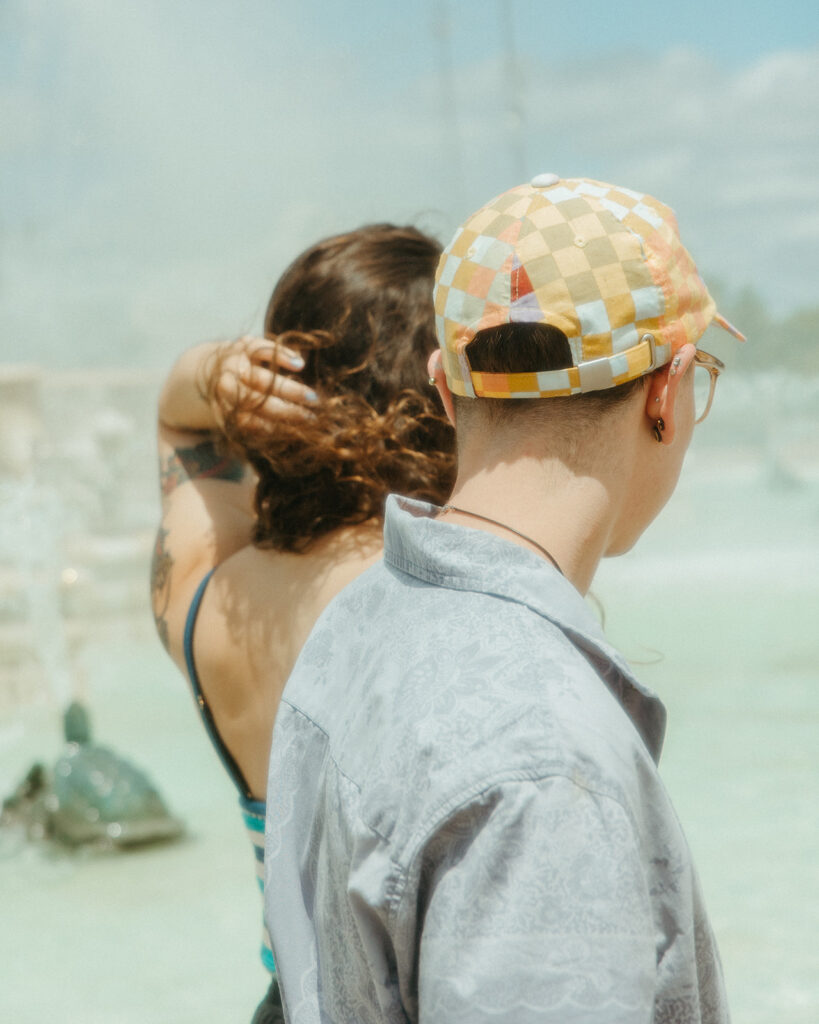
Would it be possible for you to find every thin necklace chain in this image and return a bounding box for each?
[440,504,564,576]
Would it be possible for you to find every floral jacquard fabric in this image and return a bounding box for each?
[264,496,730,1024]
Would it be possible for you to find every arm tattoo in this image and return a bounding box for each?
[150,526,173,651]
[160,439,245,498]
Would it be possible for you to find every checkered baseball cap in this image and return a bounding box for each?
[433,174,745,399]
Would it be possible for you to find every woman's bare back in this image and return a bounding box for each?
[189,527,382,798]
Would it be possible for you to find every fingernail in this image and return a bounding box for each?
[305,389,319,403]
[287,354,305,369]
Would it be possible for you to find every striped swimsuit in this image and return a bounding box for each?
[184,568,276,974]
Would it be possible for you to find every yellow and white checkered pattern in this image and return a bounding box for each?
[433,178,744,398]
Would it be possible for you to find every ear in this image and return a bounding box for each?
[427,350,456,427]
[643,343,696,445]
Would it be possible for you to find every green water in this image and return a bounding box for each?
[595,472,819,1023]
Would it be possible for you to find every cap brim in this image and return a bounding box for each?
[712,312,746,343]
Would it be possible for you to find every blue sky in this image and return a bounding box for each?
[309,0,818,70]
[1,0,817,367]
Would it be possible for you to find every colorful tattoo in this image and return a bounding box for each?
[150,526,173,651]
[160,440,244,498]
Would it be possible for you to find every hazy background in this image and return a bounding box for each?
[1,2,818,1022]
[2,0,818,370]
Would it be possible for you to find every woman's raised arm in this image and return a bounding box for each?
[151,336,314,668]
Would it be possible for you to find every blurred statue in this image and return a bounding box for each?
[1,701,184,849]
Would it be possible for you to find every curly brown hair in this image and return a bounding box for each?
[211,224,456,551]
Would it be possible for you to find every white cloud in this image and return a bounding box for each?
[1,1,816,368]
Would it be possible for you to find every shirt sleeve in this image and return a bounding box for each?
[409,775,656,1024]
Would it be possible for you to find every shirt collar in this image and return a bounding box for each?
[383,494,666,763]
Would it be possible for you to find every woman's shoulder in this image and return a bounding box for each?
[195,525,384,682]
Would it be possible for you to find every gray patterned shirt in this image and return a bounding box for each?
[265,496,729,1023]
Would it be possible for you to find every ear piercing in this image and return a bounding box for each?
[652,417,665,443]
[428,376,437,386]
[670,355,682,376]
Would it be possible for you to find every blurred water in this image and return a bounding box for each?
[595,480,819,1023]
[0,367,817,1022]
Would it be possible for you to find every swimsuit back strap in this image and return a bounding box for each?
[183,567,255,801]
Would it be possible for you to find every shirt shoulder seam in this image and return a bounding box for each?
[278,697,393,845]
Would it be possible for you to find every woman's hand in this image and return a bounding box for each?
[158,336,317,436]
[210,336,317,435]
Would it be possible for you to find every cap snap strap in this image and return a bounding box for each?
[459,332,670,399]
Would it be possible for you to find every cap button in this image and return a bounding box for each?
[530,172,560,188]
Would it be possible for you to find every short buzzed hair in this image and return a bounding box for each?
[453,323,643,435]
